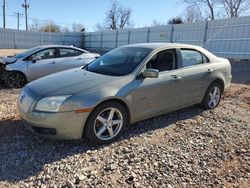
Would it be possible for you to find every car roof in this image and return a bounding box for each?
[122,43,203,50]
[122,42,218,61]
[36,45,87,52]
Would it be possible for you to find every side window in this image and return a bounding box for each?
[202,54,210,63]
[146,50,176,72]
[32,49,55,60]
[59,48,83,58]
[181,49,207,67]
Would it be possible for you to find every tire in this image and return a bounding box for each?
[5,71,27,88]
[84,101,128,144]
[201,82,223,110]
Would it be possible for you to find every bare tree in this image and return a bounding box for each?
[29,20,61,32]
[61,26,70,33]
[221,0,250,17]
[184,6,205,23]
[94,23,106,31]
[119,7,132,28]
[72,23,85,32]
[182,0,219,20]
[40,21,61,32]
[29,19,40,31]
[105,0,132,30]
[151,19,165,26]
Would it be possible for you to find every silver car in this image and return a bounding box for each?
[0,45,99,88]
[18,43,232,144]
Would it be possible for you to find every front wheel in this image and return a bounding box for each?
[201,83,222,110]
[5,71,27,88]
[84,102,128,144]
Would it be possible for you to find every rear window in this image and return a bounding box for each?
[181,49,209,67]
[59,48,83,57]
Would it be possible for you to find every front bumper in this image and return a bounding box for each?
[18,105,91,140]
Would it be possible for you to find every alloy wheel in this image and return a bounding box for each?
[5,72,26,88]
[208,86,221,108]
[94,107,123,141]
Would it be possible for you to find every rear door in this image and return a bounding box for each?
[26,48,57,81]
[179,48,213,106]
[55,48,90,72]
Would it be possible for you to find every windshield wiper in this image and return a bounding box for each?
[82,64,88,70]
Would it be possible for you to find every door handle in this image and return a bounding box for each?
[171,74,182,81]
[77,57,82,60]
[207,68,214,73]
[50,61,56,64]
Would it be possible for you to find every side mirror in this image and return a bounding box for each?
[32,56,41,63]
[142,69,159,78]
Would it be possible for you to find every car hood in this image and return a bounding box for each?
[0,56,18,64]
[26,68,128,98]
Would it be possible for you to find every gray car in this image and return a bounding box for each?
[18,43,232,144]
[0,45,99,88]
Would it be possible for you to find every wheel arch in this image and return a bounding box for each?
[5,70,28,82]
[82,97,131,138]
[4,70,28,88]
[94,98,131,124]
[209,78,225,93]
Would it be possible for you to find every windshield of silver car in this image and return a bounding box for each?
[84,47,152,76]
[14,47,42,59]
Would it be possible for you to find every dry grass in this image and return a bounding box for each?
[0,49,25,57]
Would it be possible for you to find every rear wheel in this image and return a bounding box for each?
[201,82,222,109]
[5,71,27,88]
[84,102,128,144]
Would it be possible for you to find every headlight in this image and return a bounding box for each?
[35,95,71,112]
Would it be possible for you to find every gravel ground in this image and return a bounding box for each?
[0,49,250,187]
[0,84,249,188]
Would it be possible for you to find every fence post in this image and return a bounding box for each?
[147,27,150,43]
[81,33,84,48]
[13,30,16,49]
[128,30,131,44]
[170,25,174,43]
[115,30,118,48]
[40,31,42,46]
[49,31,51,45]
[203,20,208,47]
[89,32,91,49]
[62,32,65,45]
[100,31,103,50]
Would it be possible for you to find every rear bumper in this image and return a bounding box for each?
[18,106,90,140]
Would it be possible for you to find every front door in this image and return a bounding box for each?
[131,49,182,120]
[26,48,57,81]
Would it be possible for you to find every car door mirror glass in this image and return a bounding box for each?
[142,69,159,78]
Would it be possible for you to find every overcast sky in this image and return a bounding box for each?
[1,0,187,31]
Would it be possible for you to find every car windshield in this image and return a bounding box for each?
[84,47,152,76]
[14,47,42,58]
